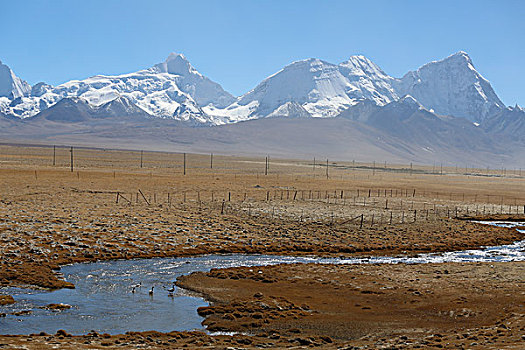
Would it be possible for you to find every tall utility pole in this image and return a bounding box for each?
[140,150,143,168]
[313,157,316,170]
[326,159,329,179]
[53,145,56,166]
[210,153,213,169]
[183,153,186,175]
[265,156,268,175]
[70,146,74,172]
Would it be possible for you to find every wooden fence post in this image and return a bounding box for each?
[70,146,74,172]
[138,189,150,205]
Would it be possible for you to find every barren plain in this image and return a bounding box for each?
[0,144,523,349]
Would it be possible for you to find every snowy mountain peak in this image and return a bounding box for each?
[167,52,187,61]
[0,52,235,122]
[221,55,398,122]
[0,51,515,128]
[394,51,504,122]
[448,50,472,61]
[0,60,31,99]
[153,52,197,76]
[340,55,388,77]
[279,58,331,72]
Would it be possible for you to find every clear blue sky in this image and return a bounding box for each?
[1,0,523,105]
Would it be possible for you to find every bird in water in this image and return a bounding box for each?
[134,282,142,289]
[149,286,154,295]
[131,286,136,293]
[167,283,175,293]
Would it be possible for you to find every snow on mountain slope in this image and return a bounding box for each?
[0,54,232,124]
[205,56,399,122]
[210,51,505,124]
[0,51,512,127]
[237,58,354,118]
[394,51,504,123]
[152,53,235,108]
[0,60,31,99]
[266,101,312,119]
[338,55,398,104]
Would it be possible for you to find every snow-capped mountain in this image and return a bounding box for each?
[204,56,398,122]
[152,53,235,108]
[0,60,31,99]
[205,51,505,124]
[394,52,504,123]
[0,51,515,128]
[0,54,233,124]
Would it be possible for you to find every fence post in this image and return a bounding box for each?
[70,146,74,172]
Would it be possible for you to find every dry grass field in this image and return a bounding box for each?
[0,143,524,349]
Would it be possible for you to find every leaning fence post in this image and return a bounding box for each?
[138,189,150,205]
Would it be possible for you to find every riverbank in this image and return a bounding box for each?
[1,261,523,349]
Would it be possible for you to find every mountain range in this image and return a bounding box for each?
[0,52,523,167]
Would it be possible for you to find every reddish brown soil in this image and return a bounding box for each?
[177,262,525,349]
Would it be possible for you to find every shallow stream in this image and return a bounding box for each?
[0,221,523,335]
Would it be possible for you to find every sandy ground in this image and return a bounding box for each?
[0,144,524,348]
